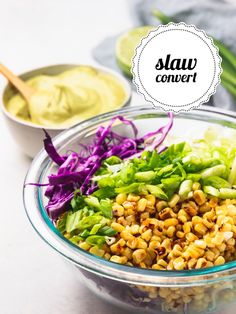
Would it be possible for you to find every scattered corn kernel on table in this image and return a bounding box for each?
[0,1,235,314]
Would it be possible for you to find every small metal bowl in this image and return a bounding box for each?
[1,64,131,158]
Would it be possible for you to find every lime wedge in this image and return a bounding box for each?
[116,26,154,78]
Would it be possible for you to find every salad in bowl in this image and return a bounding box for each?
[24,107,236,314]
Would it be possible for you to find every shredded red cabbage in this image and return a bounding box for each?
[43,130,66,166]
[129,112,174,158]
[40,114,173,219]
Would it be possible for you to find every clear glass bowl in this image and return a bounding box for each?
[24,106,236,314]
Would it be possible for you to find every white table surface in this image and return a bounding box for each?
[0,1,235,314]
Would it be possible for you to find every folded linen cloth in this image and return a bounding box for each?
[93,0,236,110]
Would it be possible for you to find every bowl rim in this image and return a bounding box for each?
[1,63,132,130]
[23,105,236,286]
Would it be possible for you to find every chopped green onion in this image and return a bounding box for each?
[66,210,83,233]
[202,176,231,189]
[219,188,236,199]
[120,163,135,183]
[93,187,116,199]
[186,174,201,182]
[79,229,90,238]
[86,235,106,247]
[135,171,156,182]
[146,185,168,200]
[90,223,103,235]
[179,180,193,200]
[115,183,140,194]
[98,226,117,236]
[161,177,182,191]
[56,213,68,233]
[76,214,103,232]
[100,199,113,219]
[84,196,100,209]
[98,177,115,188]
[70,236,83,244]
[104,156,122,165]
[149,150,160,169]
[71,194,85,211]
[157,165,173,176]
[203,186,220,197]
[201,165,226,179]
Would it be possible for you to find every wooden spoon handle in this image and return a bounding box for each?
[0,63,34,102]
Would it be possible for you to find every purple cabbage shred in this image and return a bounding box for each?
[39,114,173,219]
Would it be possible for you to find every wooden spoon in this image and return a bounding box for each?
[0,63,34,103]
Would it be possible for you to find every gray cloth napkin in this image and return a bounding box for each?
[93,0,236,110]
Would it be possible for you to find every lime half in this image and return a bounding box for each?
[116,26,154,78]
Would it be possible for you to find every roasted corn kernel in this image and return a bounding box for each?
[116,193,127,204]
[77,189,236,275]
[133,249,147,264]
[110,255,128,264]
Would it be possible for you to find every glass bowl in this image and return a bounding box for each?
[24,106,236,314]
